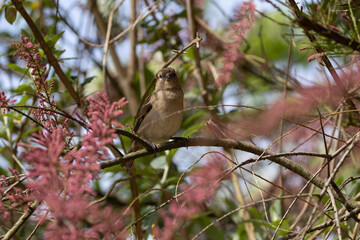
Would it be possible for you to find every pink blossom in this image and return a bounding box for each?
[154,154,229,239]
[12,36,51,100]
[20,92,128,239]
[214,63,360,140]
[216,1,256,87]
[87,92,128,128]
[307,52,326,62]
[0,169,30,223]
[0,91,16,113]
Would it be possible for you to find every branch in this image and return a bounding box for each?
[99,137,359,209]
[185,0,210,105]
[11,0,82,107]
[287,0,342,88]
[288,0,360,124]
[297,14,360,51]
[108,0,164,44]
[126,1,142,238]
[2,201,38,240]
[279,205,360,240]
[102,0,126,98]
[100,137,329,168]
[126,0,138,95]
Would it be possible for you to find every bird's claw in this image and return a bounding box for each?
[144,139,159,153]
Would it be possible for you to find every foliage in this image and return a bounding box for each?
[1,0,360,239]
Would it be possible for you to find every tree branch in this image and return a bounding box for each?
[297,14,360,51]
[100,137,359,210]
[185,0,210,105]
[287,0,343,88]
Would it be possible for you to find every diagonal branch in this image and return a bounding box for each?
[297,15,360,51]
[287,0,343,88]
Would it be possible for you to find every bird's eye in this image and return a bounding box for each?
[159,74,163,78]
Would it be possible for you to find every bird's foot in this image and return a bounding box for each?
[144,139,159,153]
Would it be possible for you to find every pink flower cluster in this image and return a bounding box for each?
[12,36,62,133]
[217,1,256,87]
[21,93,128,239]
[0,169,29,223]
[0,90,16,113]
[87,93,128,128]
[12,36,53,100]
[222,62,360,141]
[153,155,229,240]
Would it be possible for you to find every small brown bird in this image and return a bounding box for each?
[124,67,184,168]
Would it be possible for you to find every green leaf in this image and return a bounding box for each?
[21,29,32,38]
[181,122,203,138]
[6,63,29,76]
[47,31,64,48]
[182,47,195,61]
[13,84,32,94]
[150,156,167,170]
[196,216,226,240]
[142,205,156,233]
[183,109,206,126]
[81,76,97,87]
[1,4,7,11]
[23,127,41,137]
[54,49,66,58]
[269,199,281,222]
[271,218,290,237]
[5,5,17,25]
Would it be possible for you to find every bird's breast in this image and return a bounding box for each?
[137,88,184,143]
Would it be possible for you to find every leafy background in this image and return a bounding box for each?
[1,0,360,239]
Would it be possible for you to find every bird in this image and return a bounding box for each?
[124,67,184,168]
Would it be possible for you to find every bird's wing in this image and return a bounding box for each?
[133,93,153,133]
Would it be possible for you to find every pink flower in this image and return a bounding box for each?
[0,169,30,222]
[154,154,229,239]
[216,1,256,87]
[20,92,128,239]
[12,36,51,99]
[0,91,16,113]
[87,93,128,128]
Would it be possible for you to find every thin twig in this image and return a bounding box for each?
[5,105,88,129]
[327,188,342,240]
[102,0,126,96]
[109,0,163,44]
[89,177,133,206]
[279,206,360,239]
[185,0,210,105]
[26,211,49,240]
[319,139,356,198]
[100,136,359,210]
